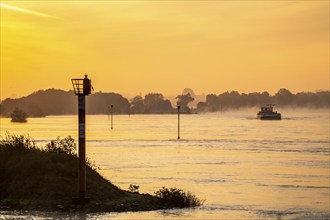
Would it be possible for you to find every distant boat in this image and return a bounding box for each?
[257,104,281,120]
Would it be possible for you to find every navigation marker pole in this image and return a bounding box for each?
[108,106,110,121]
[78,95,86,201]
[178,105,180,140]
[71,75,92,205]
[111,105,113,130]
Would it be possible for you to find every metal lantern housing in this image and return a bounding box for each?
[72,75,92,96]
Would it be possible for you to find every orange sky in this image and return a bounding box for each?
[0,1,329,99]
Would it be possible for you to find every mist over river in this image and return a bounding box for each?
[0,110,329,219]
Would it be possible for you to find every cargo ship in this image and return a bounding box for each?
[257,105,281,120]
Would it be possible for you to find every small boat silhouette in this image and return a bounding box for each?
[257,104,281,120]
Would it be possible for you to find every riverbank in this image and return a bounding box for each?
[0,135,202,213]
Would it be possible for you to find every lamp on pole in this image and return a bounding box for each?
[71,74,92,205]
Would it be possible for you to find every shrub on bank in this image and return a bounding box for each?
[45,136,76,155]
[0,133,36,150]
[155,187,203,208]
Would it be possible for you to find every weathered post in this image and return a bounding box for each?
[108,106,110,121]
[111,105,113,130]
[177,105,180,140]
[71,74,92,205]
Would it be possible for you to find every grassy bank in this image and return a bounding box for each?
[0,135,202,212]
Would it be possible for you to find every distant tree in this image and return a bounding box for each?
[182,88,196,98]
[176,93,194,113]
[260,91,271,105]
[205,94,219,111]
[10,108,28,122]
[87,92,130,114]
[130,96,145,114]
[196,101,207,111]
[0,103,4,116]
[26,89,76,115]
[225,91,241,109]
[275,88,294,106]
[314,91,330,108]
[144,93,173,113]
[27,104,46,117]
[1,88,329,116]
[0,89,76,117]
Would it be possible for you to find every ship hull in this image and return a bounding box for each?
[257,114,281,120]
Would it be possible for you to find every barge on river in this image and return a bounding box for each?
[257,104,281,120]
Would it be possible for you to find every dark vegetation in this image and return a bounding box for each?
[176,93,195,114]
[155,187,203,208]
[0,134,203,212]
[131,93,173,114]
[1,89,75,118]
[10,108,28,122]
[87,92,130,115]
[197,88,329,112]
[0,88,328,117]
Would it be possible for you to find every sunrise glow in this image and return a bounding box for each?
[0,1,329,99]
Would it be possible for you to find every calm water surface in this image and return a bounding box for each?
[0,111,329,219]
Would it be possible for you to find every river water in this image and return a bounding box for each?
[0,110,329,219]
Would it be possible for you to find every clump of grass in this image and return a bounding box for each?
[155,187,204,208]
[1,133,36,150]
[45,136,76,155]
[128,184,140,193]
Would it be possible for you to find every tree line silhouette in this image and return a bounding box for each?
[197,88,329,112]
[0,88,328,117]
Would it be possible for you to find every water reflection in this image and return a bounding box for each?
[0,112,329,219]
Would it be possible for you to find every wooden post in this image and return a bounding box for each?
[78,95,86,200]
[178,106,180,140]
[111,105,113,130]
[108,106,110,121]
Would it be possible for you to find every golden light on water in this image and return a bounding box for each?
[0,112,329,219]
